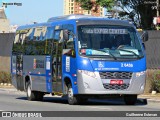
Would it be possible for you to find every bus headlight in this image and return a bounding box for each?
[78,70,96,78]
[136,71,146,77]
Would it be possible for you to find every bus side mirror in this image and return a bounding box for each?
[63,30,69,41]
[141,31,148,42]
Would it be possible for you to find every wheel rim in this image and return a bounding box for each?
[68,87,73,101]
[27,84,31,97]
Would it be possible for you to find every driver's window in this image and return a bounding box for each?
[66,35,74,49]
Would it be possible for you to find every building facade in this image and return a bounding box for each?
[0,7,9,33]
[64,0,104,16]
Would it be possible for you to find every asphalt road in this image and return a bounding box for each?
[0,88,160,119]
[0,88,159,111]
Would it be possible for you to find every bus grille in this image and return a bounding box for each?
[103,83,130,90]
[99,72,132,79]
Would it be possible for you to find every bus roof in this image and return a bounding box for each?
[47,14,99,22]
[47,14,130,23]
[52,15,133,27]
[17,22,51,31]
[17,15,134,30]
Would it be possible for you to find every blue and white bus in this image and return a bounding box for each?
[11,15,148,105]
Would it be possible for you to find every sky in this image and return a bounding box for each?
[0,0,63,25]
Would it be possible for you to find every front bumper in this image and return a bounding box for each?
[77,71,146,95]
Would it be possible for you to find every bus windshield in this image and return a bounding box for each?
[77,25,144,59]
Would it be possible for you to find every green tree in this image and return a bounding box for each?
[119,0,156,29]
[75,0,114,11]
[75,0,157,29]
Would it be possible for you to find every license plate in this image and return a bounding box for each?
[110,80,123,85]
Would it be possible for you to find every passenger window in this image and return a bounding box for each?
[13,29,29,54]
[45,27,54,40]
[24,28,34,42]
[44,27,54,55]
[33,27,42,41]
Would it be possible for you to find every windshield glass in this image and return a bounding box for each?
[77,25,144,59]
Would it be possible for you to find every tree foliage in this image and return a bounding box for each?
[120,0,156,29]
[75,0,114,11]
[75,0,157,29]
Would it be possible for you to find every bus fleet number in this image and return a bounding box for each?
[121,63,133,68]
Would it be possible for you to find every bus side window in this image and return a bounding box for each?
[62,24,74,49]
[44,27,54,55]
[12,32,20,55]
[23,28,36,55]
[63,32,75,57]
[27,26,47,55]
[66,35,74,49]
[13,29,30,55]
[62,24,75,57]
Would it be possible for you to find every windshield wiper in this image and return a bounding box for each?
[118,48,140,59]
[91,49,117,60]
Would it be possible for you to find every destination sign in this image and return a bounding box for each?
[82,28,128,34]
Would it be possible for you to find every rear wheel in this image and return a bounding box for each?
[26,82,44,101]
[67,84,80,105]
[35,92,44,101]
[124,95,137,105]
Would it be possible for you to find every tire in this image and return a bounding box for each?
[124,95,137,105]
[26,82,44,101]
[67,84,80,105]
[79,97,88,104]
[35,92,44,101]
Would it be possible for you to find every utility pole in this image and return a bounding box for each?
[157,0,159,30]
[157,0,159,17]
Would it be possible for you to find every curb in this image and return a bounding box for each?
[137,98,160,104]
[138,94,160,103]
[138,96,160,103]
[0,83,12,86]
[146,99,160,103]
[0,83,13,87]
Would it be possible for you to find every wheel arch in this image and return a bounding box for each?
[63,74,78,94]
[64,77,72,87]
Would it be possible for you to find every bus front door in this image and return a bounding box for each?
[52,41,63,93]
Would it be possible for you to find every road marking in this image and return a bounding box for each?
[85,106,113,111]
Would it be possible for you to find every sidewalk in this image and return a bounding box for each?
[138,93,160,103]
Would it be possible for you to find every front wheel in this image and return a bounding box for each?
[124,95,137,105]
[67,85,80,105]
